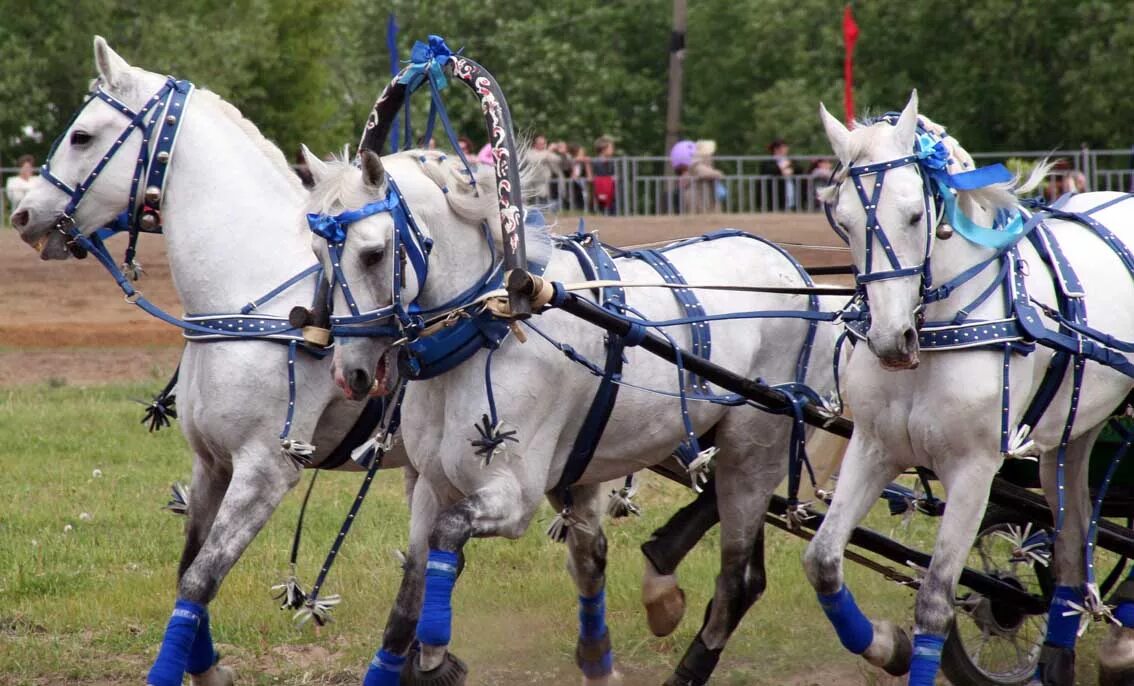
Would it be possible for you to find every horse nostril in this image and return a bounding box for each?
[11,209,29,229]
[347,368,371,396]
[901,327,918,354]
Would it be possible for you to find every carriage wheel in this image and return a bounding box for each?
[941,507,1053,686]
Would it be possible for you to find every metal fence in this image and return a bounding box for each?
[4,147,1134,222]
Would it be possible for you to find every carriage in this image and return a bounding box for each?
[13,33,1134,686]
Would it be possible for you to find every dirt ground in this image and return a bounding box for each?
[0,213,844,386]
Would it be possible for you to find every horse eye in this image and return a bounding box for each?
[70,130,92,146]
[362,249,385,268]
[909,212,924,226]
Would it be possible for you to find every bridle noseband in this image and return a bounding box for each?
[39,77,193,263]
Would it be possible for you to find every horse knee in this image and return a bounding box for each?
[803,540,841,594]
[914,578,955,636]
[178,564,221,605]
[428,501,476,552]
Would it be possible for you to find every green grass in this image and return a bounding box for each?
[0,383,1114,684]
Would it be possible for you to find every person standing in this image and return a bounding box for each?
[591,135,617,215]
[759,139,797,210]
[6,155,36,213]
[686,139,725,213]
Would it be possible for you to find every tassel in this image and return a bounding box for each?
[606,483,641,519]
[271,569,308,611]
[163,481,190,516]
[281,439,315,466]
[685,446,718,493]
[470,414,518,467]
[121,259,145,282]
[1005,424,1039,459]
[293,594,342,627]
[137,393,177,432]
[546,509,573,543]
[786,501,815,530]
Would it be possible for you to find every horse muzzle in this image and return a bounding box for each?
[867,326,921,371]
[335,346,399,400]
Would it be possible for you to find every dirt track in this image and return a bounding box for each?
[0,213,843,386]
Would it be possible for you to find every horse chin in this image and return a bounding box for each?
[878,351,920,371]
[368,347,400,397]
[36,231,72,261]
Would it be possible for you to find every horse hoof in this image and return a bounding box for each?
[642,576,685,637]
[191,664,236,686]
[862,621,910,676]
[1100,665,1134,686]
[880,624,911,677]
[582,670,622,686]
[401,651,467,686]
[1037,644,1075,685]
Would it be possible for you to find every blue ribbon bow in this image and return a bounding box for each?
[307,213,346,243]
[913,134,1026,250]
[399,34,453,92]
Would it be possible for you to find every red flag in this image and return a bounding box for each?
[842,4,859,125]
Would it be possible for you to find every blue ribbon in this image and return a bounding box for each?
[399,34,453,92]
[914,134,1026,250]
[307,195,401,244]
[307,213,346,243]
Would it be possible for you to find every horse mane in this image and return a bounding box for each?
[192,89,305,194]
[309,148,554,267]
[96,72,304,195]
[818,112,1052,216]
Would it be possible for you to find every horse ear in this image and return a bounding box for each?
[894,89,919,150]
[360,150,386,189]
[93,36,131,90]
[300,144,330,184]
[819,102,851,162]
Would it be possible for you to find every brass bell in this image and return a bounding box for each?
[144,186,161,205]
[165,115,177,126]
[156,151,170,164]
[140,212,159,231]
[936,222,955,240]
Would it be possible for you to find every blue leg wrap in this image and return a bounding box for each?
[362,648,406,686]
[817,585,874,654]
[578,590,613,678]
[908,633,945,686]
[186,607,218,674]
[416,549,459,647]
[146,598,204,686]
[1045,585,1084,649]
[579,590,607,641]
[1116,601,1134,629]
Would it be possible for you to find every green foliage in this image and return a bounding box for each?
[2,0,1133,165]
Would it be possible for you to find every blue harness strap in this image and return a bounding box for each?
[624,248,711,392]
[550,232,627,505]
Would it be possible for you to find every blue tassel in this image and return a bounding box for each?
[908,633,946,686]
[186,607,218,674]
[416,549,459,646]
[146,599,204,686]
[817,585,873,654]
[1045,585,1085,648]
[363,648,406,686]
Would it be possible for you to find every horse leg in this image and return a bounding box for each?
[561,485,620,685]
[404,480,535,685]
[1037,430,1097,686]
[180,455,235,686]
[803,435,910,676]
[1101,564,1134,685]
[146,444,300,686]
[907,453,1002,686]
[665,413,784,686]
[361,478,442,686]
[640,477,718,637]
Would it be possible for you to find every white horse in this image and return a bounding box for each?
[809,91,1134,685]
[304,147,842,685]
[10,38,413,686]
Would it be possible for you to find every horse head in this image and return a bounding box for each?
[11,37,172,259]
